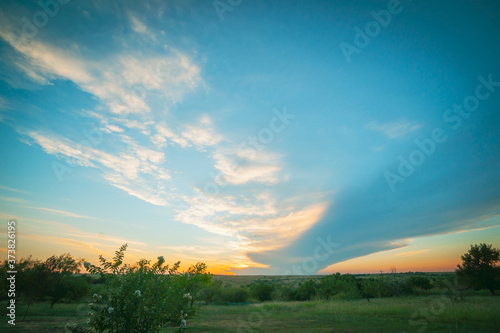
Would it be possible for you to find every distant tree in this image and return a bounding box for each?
[407,276,432,290]
[296,279,317,301]
[200,279,223,304]
[222,286,249,303]
[456,243,500,295]
[319,273,359,300]
[251,282,275,302]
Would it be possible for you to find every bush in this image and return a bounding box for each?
[66,244,211,333]
[319,273,360,300]
[251,282,275,302]
[407,276,432,290]
[271,284,297,302]
[296,279,317,301]
[221,286,249,303]
[200,280,223,304]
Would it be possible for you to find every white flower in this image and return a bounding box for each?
[108,307,114,314]
[183,293,192,299]
[135,290,142,297]
[180,319,187,328]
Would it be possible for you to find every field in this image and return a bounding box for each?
[2,274,499,333]
[2,296,499,332]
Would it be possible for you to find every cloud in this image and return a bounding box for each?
[245,134,500,274]
[181,116,224,148]
[176,189,328,258]
[212,147,282,185]
[0,196,28,204]
[21,130,172,206]
[22,205,98,219]
[366,120,421,138]
[152,124,190,148]
[0,185,30,194]
[0,14,201,117]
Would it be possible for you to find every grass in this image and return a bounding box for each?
[2,296,499,332]
[185,296,500,332]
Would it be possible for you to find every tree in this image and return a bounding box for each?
[456,243,500,295]
[251,282,275,302]
[178,262,213,308]
[44,253,85,308]
[296,279,317,301]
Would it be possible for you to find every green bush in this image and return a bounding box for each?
[200,280,223,304]
[407,276,432,290]
[221,286,249,303]
[271,284,297,301]
[296,279,317,301]
[251,282,275,302]
[66,244,211,333]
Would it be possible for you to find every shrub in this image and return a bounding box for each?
[251,282,275,302]
[66,244,210,333]
[296,279,317,301]
[200,279,223,304]
[407,276,432,290]
[271,284,297,301]
[221,286,249,303]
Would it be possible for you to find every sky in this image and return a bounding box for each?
[0,0,499,275]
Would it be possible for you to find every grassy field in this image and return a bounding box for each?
[2,295,499,332]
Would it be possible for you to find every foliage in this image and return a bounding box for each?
[44,254,85,308]
[177,262,213,307]
[1,253,87,318]
[456,243,500,294]
[319,273,360,300]
[221,286,249,303]
[456,243,500,295]
[66,244,211,333]
[271,284,298,301]
[295,279,317,301]
[407,276,432,290]
[251,281,275,302]
[200,279,223,304]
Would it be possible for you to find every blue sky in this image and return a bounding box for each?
[0,0,499,274]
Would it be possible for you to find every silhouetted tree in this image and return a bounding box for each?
[456,243,500,295]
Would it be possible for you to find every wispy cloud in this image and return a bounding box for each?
[0,196,28,204]
[366,120,421,138]
[0,185,30,194]
[22,206,98,219]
